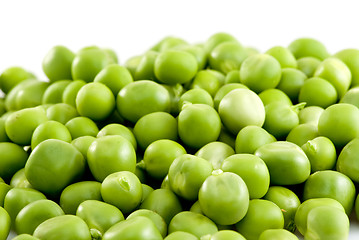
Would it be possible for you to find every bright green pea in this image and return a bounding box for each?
[173,44,207,70]
[190,70,224,97]
[235,199,284,240]
[101,171,142,214]
[298,106,324,125]
[302,136,336,173]
[71,136,96,161]
[65,116,99,139]
[219,88,265,135]
[164,231,198,240]
[141,184,154,203]
[334,48,359,87]
[178,104,221,149]
[239,54,281,93]
[140,188,182,225]
[318,103,359,148]
[168,211,218,238]
[102,216,162,240]
[97,123,137,150]
[13,80,49,110]
[154,50,198,85]
[213,83,248,110]
[178,88,214,109]
[0,206,10,240]
[127,209,167,238]
[199,170,249,225]
[31,120,72,150]
[221,154,269,199]
[235,125,276,154]
[124,55,142,77]
[286,123,318,147]
[0,142,28,182]
[117,80,171,123]
[0,66,33,94]
[42,45,75,82]
[4,79,36,111]
[340,86,359,107]
[258,229,299,240]
[277,68,307,103]
[265,46,297,68]
[33,215,91,240]
[5,106,48,145]
[204,32,238,54]
[42,80,72,104]
[0,182,11,207]
[62,80,86,107]
[10,168,32,189]
[12,234,40,240]
[76,200,124,236]
[195,141,234,170]
[87,135,136,182]
[25,139,85,196]
[288,38,329,60]
[46,103,79,124]
[15,199,64,235]
[134,112,178,150]
[314,57,351,99]
[263,186,301,232]
[337,138,359,183]
[143,139,186,180]
[60,181,102,215]
[134,51,159,81]
[258,88,292,106]
[255,141,310,185]
[224,70,241,84]
[296,56,321,78]
[168,154,213,201]
[303,170,356,215]
[155,36,188,52]
[207,230,246,240]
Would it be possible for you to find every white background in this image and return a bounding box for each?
[1,0,359,239]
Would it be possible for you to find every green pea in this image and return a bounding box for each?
[33,215,91,240]
[42,80,71,104]
[13,80,49,110]
[259,229,299,240]
[190,70,224,97]
[296,57,321,78]
[204,32,238,54]
[134,51,159,81]
[65,116,99,139]
[134,112,178,150]
[97,123,137,150]
[12,234,40,240]
[4,79,35,111]
[336,138,359,183]
[141,184,154,203]
[277,68,307,103]
[258,88,292,107]
[235,125,276,154]
[208,230,246,240]
[127,209,167,238]
[179,88,214,109]
[62,80,86,107]
[213,83,248,110]
[0,142,28,182]
[0,182,11,207]
[174,44,207,70]
[46,103,79,124]
[195,141,234,170]
[298,106,324,125]
[87,135,136,182]
[164,231,198,240]
[218,88,265,135]
[156,36,188,52]
[0,206,10,240]
[15,199,64,235]
[71,136,96,161]
[10,168,32,189]
[224,70,241,84]
[263,186,301,232]
[0,66,33,94]
[25,139,85,196]
[340,86,359,108]
[189,201,202,214]
[302,136,336,173]
[334,48,359,87]
[288,38,329,60]
[286,123,319,147]
[239,54,281,93]
[124,55,142,77]
[102,216,162,240]
[255,141,310,185]
[235,199,284,240]
[42,45,75,82]
[265,46,297,68]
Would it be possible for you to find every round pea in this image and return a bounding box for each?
[258,88,292,106]
[10,168,32,189]
[174,44,207,70]
[259,229,299,240]
[0,206,10,240]
[288,38,329,60]
[209,230,246,240]
[46,103,79,124]
[265,46,297,68]
[336,138,359,183]
[195,141,235,170]
[62,80,86,107]
[178,88,214,109]
[286,123,319,147]
[12,234,40,240]
[334,48,359,87]
[340,86,359,107]
[224,70,241,84]
[134,51,158,81]
[97,123,137,150]
[190,70,224,97]
[277,68,307,103]
[0,142,28,182]
[65,116,99,139]
[42,80,72,104]
[127,209,167,238]
[204,32,238,54]
[213,83,248,110]
[0,182,11,207]
[298,106,324,125]
[164,231,198,240]
[296,56,321,78]
[14,80,49,110]
[0,66,32,94]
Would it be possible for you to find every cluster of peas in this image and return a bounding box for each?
[1,32,359,240]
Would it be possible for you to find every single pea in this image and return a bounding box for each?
[195,141,234,170]
[15,199,64,235]
[313,57,351,99]
[71,136,96,161]
[10,168,32,189]
[5,106,48,145]
[71,48,112,82]
[190,70,224,97]
[164,231,198,240]
[102,216,162,240]
[31,120,72,150]
[155,36,188,52]
[117,80,171,123]
[318,103,359,148]
[0,142,28,182]
[303,170,356,215]
[134,51,159,81]
[235,125,276,154]
[178,88,214,109]
[337,138,359,183]
[255,141,311,185]
[173,44,207,70]
[263,186,301,232]
[208,230,246,240]
[33,215,91,240]
[168,154,213,201]
[259,229,299,240]
[103,48,118,64]
[59,181,102,215]
[42,80,72,104]
[265,46,297,68]
[4,79,36,111]
[199,170,250,225]
[219,88,265,135]
[0,206,11,240]
[213,83,248,110]
[239,54,282,93]
[340,86,359,108]
[87,135,136,182]
[25,139,85,196]
[154,50,198,85]
[0,182,11,207]
[277,68,307,103]
[124,55,142,77]
[127,209,167,238]
[286,123,319,147]
[288,38,329,60]
[97,123,137,150]
[178,104,221,149]
[301,136,337,173]
[12,234,40,240]
[334,48,359,87]
[133,111,178,150]
[65,116,99,139]
[62,80,86,107]
[224,70,241,84]
[14,80,49,110]
[141,184,154,203]
[46,103,79,124]
[298,106,324,125]
[204,32,238,54]
[42,45,75,82]
[221,154,269,199]
[189,201,202,214]
[0,66,32,94]
[258,88,292,106]
[296,56,321,78]
[235,199,284,240]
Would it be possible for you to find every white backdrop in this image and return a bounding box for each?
[1,0,359,239]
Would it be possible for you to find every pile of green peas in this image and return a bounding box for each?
[1,32,359,240]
